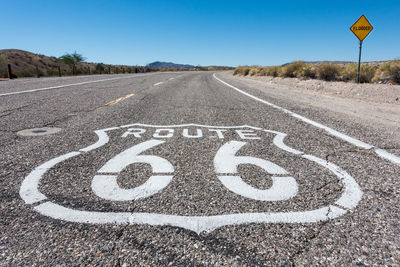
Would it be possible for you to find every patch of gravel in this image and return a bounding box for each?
[236,74,400,104]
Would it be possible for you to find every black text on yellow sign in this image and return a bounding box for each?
[350,15,373,41]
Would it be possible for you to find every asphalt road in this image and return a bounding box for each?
[0,71,399,266]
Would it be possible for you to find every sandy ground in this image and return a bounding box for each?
[226,72,400,142]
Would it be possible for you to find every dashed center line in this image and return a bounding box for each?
[153,82,163,86]
[97,94,134,109]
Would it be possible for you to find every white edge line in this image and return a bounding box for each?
[375,148,400,165]
[0,74,150,97]
[213,73,400,166]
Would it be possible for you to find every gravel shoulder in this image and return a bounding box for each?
[223,72,400,142]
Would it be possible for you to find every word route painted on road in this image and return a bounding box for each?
[20,123,363,234]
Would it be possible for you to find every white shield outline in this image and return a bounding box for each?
[20,123,363,234]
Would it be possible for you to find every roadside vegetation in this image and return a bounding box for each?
[0,49,233,79]
[59,51,86,75]
[233,61,400,85]
[0,53,8,78]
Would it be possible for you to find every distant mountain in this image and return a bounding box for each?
[147,61,195,69]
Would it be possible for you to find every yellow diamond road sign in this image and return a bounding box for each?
[350,15,373,41]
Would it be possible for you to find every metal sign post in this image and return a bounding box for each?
[350,15,373,83]
[357,41,363,83]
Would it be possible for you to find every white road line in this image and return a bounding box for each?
[153,82,163,86]
[213,73,400,166]
[0,75,147,97]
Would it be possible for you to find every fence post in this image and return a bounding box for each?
[88,66,91,75]
[8,64,13,79]
[116,67,118,74]
[108,66,111,74]
[58,66,62,77]
[36,65,40,78]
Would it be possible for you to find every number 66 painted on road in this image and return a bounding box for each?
[91,139,298,202]
[19,123,363,233]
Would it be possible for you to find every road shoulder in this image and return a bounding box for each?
[220,72,400,143]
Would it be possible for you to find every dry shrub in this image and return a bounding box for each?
[371,69,384,83]
[233,61,398,84]
[378,60,400,84]
[236,66,269,77]
[390,65,400,84]
[233,66,251,76]
[255,67,268,76]
[267,66,281,77]
[297,64,316,79]
[359,65,377,83]
[340,64,376,83]
[340,63,357,82]
[281,61,307,78]
[317,63,340,81]
[248,68,258,76]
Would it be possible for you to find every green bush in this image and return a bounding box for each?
[0,54,7,65]
[46,69,59,76]
[96,63,105,73]
[17,69,35,77]
[317,63,340,81]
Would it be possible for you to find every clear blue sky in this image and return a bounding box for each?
[2,0,399,66]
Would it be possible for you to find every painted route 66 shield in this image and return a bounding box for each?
[20,123,362,233]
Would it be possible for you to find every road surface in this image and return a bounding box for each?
[0,72,399,265]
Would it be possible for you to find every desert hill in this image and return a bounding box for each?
[0,49,153,78]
